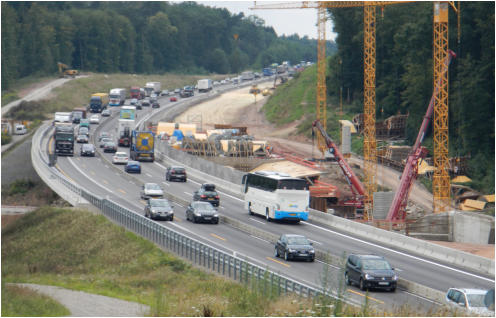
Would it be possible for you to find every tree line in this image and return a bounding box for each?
[326,2,494,193]
[1,1,336,90]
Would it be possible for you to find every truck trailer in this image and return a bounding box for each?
[109,88,126,106]
[144,82,161,97]
[130,130,154,162]
[89,93,109,113]
[197,79,213,93]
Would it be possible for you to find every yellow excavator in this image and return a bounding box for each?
[57,62,78,78]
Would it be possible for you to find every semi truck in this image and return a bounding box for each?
[72,107,87,124]
[89,93,109,113]
[130,86,141,99]
[54,124,74,156]
[54,112,72,125]
[109,88,126,106]
[130,130,154,162]
[119,106,136,120]
[144,82,161,97]
[118,119,135,147]
[197,79,213,93]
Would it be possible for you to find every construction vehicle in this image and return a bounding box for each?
[313,119,365,211]
[130,130,154,162]
[386,50,456,221]
[57,62,78,78]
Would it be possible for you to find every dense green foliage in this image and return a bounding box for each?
[327,2,494,193]
[1,1,336,91]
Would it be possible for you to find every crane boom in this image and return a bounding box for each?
[312,120,366,198]
[386,50,456,221]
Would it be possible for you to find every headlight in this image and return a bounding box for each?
[151,209,157,213]
[364,274,374,280]
[194,212,201,216]
[213,214,219,217]
[392,275,398,281]
[309,249,315,254]
[288,248,296,253]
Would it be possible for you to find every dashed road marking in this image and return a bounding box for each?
[266,257,290,268]
[210,233,226,241]
[249,218,265,225]
[118,189,126,194]
[346,289,384,304]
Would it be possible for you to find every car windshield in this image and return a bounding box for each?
[128,161,139,165]
[82,145,94,150]
[146,184,161,190]
[101,138,111,142]
[466,294,487,307]
[361,259,392,270]
[115,153,126,157]
[173,168,185,173]
[287,236,310,245]
[151,200,170,208]
[195,202,215,211]
[203,191,217,196]
[105,142,115,146]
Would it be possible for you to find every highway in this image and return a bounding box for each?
[45,81,494,314]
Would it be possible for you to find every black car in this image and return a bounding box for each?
[186,201,219,224]
[80,143,96,157]
[103,141,117,153]
[193,183,220,207]
[165,166,187,182]
[136,102,143,110]
[145,198,174,221]
[152,101,160,108]
[76,134,89,143]
[72,111,83,124]
[274,234,315,262]
[344,254,397,292]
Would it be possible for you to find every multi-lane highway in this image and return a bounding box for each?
[45,82,494,314]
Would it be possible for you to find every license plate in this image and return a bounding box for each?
[299,253,307,256]
[141,154,149,157]
[378,282,389,285]
[208,198,213,200]
[204,217,211,220]
[289,213,297,216]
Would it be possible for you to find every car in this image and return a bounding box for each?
[446,288,495,316]
[169,96,177,102]
[186,201,219,224]
[274,234,315,262]
[89,114,100,124]
[136,101,143,110]
[72,111,83,124]
[145,198,174,221]
[160,90,169,96]
[78,126,89,136]
[254,72,261,78]
[213,81,220,86]
[98,131,110,140]
[141,99,150,107]
[103,141,117,153]
[344,254,397,292]
[125,160,141,173]
[152,101,160,108]
[76,134,89,143]
[80,119,90,129]
[150,93,158,102]
[174,88,180,94]
[80,143,96,157]
[220,80,226,85]
[140,182,164,200]
[193,184,220,207]
[165,166,187,182]
[101,109,111,117]
[130,98,138,106]
[112,151,128,164]
[99,137,112,148]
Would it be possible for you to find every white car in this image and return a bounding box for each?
[112,151,128,165]
[140,183,164,200]
[220,80,226,85]
[445,288,494,316]
[89,114,100,124]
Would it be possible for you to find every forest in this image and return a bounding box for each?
[326,2,494,193]
[1,1,336,90]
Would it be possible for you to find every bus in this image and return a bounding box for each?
[241,171,310,222]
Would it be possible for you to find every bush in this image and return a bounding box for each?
[5,100,47,121]
[1,132,12,145]
[6,179,36,196]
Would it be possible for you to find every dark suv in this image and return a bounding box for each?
[274,234,315,262]
[193,184,220,207]
[344,254,397,292]
[165,166,187,182]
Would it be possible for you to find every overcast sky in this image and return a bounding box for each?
[198,1,337,41]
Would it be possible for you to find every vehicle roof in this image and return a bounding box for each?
[145,182,160,186]
[127,161,140,164]
[283,234,306,238]
[170,166,185,169]
[449,288,490,295]
[82,143,95,148]
[253,171,303,180]
[114,151,127,155]
[352,254,385,260]
[149,198,169,203]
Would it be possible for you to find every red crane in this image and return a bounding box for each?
[312,120,365,209]
[387,49,456,221]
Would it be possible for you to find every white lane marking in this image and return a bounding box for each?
[220,206,225,210]
[249,218,265,225]
[395,268,403,272]
[309,239,322,245]
[146,173,153,178]
[105,165,109,168]
[401,290,442,305]
[315,259,340,269]
[301,221,495,283]
[67,157,114,194]
[217,190,243,202]
[162,182,170,186]
[250,235,270,243]
[184,192,192,196]
[189,179,201,185]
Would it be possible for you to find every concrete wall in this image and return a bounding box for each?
[453,211,495,244]
[2,135,41,186]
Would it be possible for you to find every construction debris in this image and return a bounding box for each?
[352,113,408,139]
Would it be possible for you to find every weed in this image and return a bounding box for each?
[1,132,12,145]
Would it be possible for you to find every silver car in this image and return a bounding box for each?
[140,183,164,200]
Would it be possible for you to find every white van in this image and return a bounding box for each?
[14,124,27,135]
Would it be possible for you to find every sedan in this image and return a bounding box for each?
[186,201,219,224]
[78,126,89,136]
[76,134,89,143]
[101,109,111,117]
[80,143,96,157]
[103,141,117,153]
[130,98,138,105]
[141,99,150,107]
[140,183,164,200]
[112,151,128,164]
[174,88,180,94]
[99,137,112,148]
[152,101,160,108]
[160,90,169,96]
[274,234,315,262]
[193,184,220,207]
[145,199,174,221]
[89,114,100,124]
[125,160,141,173]
[169,96,177,102]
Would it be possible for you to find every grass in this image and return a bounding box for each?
[1,282,70,317]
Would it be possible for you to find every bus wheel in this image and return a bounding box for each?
[265,209,271,222]
[248,203,254,215]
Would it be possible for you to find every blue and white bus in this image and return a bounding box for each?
[241,171,310,222]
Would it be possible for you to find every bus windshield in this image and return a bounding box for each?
[277,179,308,190]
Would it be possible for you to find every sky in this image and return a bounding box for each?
[198,1,337,41]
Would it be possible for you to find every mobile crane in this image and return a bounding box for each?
[57,62,78,78]
[386,50,456,221]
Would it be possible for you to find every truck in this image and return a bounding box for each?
[180,86,194,98]
[263,68,273,76]
[197,79,213,93]
[89,93,109,113]
[54,112,72,125]
[130,130,154,162]
[130,86,141,99]
[54,124,74,156]
[144,82,161,97]
[71,107,87,124]
[109,88,126,106]
[240,71,255,81]
[118,119,135,147]
[119,106,136,120]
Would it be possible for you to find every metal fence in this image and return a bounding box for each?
[35,123,325,299]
